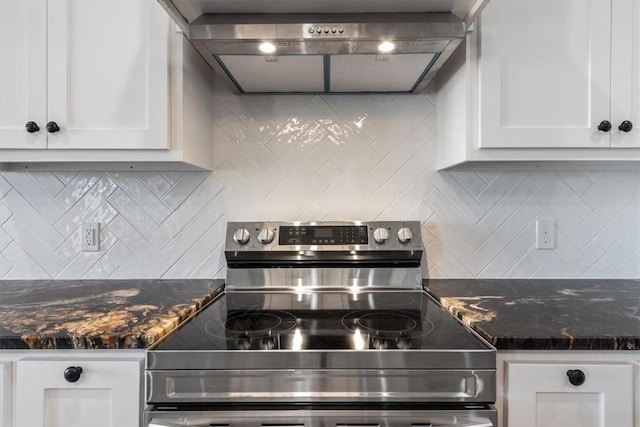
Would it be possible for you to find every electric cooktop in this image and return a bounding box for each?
[154,290,489,352]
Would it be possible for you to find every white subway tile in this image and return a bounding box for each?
[1,86,638,279]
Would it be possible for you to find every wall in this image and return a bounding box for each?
[1,82,639,279]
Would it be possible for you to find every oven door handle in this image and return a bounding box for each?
[149,422,226,427]
[148,417,496,427]
[432,418,494,427]
[149,423,192,427]
[412,418,493,427]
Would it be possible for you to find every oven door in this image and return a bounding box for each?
[146,407,497,427]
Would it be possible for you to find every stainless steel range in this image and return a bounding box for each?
[146,221,496,427]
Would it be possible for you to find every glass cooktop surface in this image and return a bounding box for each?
[155,291,489,351]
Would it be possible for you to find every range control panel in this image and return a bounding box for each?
[225,221,422,252]
[279,225,368,245]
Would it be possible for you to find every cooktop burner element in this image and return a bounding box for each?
[341,311,426,350]
[225,311,293,335]
[355,312,418,333]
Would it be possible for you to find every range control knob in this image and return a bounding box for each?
[397,227,414,244]
[258,228,275,244]
[233,228,250,245]
[373,227,389,244]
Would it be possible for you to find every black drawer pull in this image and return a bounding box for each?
[567,369,586,386]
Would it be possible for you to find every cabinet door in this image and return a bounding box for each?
[505,362,633,427]
[611,0,640,148]
[47,0,170,150]
[15,359,141,427]
[0,0,47,149]
[0,362,10,427]
[479,0,612,148]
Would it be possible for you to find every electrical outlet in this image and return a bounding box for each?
[536,220,555,250]
[82,222,100,252]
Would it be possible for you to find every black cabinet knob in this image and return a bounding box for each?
[25,121,40,133]
[567,369,586,386]
[618,120,633,132]
[597,120,612,132]
[46,121,60,133]
[63,366,83,383]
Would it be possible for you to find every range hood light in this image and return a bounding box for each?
[377,41,396,53]
[258,42,277,54]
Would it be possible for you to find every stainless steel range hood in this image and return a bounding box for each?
[157,0,489,93]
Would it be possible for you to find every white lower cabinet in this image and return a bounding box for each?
[0,362,10,427]
[2,350,144,427]
[506,362,632,427]
[497,351,640,427]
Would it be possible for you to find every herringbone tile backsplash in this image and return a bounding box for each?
[1,83,639,279]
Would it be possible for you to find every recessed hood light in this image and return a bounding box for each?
[377,41,396,53]
[258,42,276,54]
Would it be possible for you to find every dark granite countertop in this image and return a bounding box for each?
[0,279,224,349]
[425,279,640,351]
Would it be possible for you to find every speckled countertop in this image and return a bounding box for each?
[0,279,224,349]
[425,279,640,351]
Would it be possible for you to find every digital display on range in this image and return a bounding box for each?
[314,228,333,238]
[279,226,368,245]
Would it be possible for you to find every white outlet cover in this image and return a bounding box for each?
[82,222,100,252]
[536,219,555,250]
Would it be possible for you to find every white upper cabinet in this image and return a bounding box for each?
[611,0,640,148]
[480,0,639,149]
[0,0,170,150]
[0,1,48,149]
[0,1,214,170]
[479,0,612,149]
[436,0,640,168]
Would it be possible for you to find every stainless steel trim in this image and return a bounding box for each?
[189,14,466,41]
[147,347,496,370]
[225,267,423,290]
[146,369,496,404]
[163,0,489,16]
[412,37,463,93]
[146,408,497,427]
